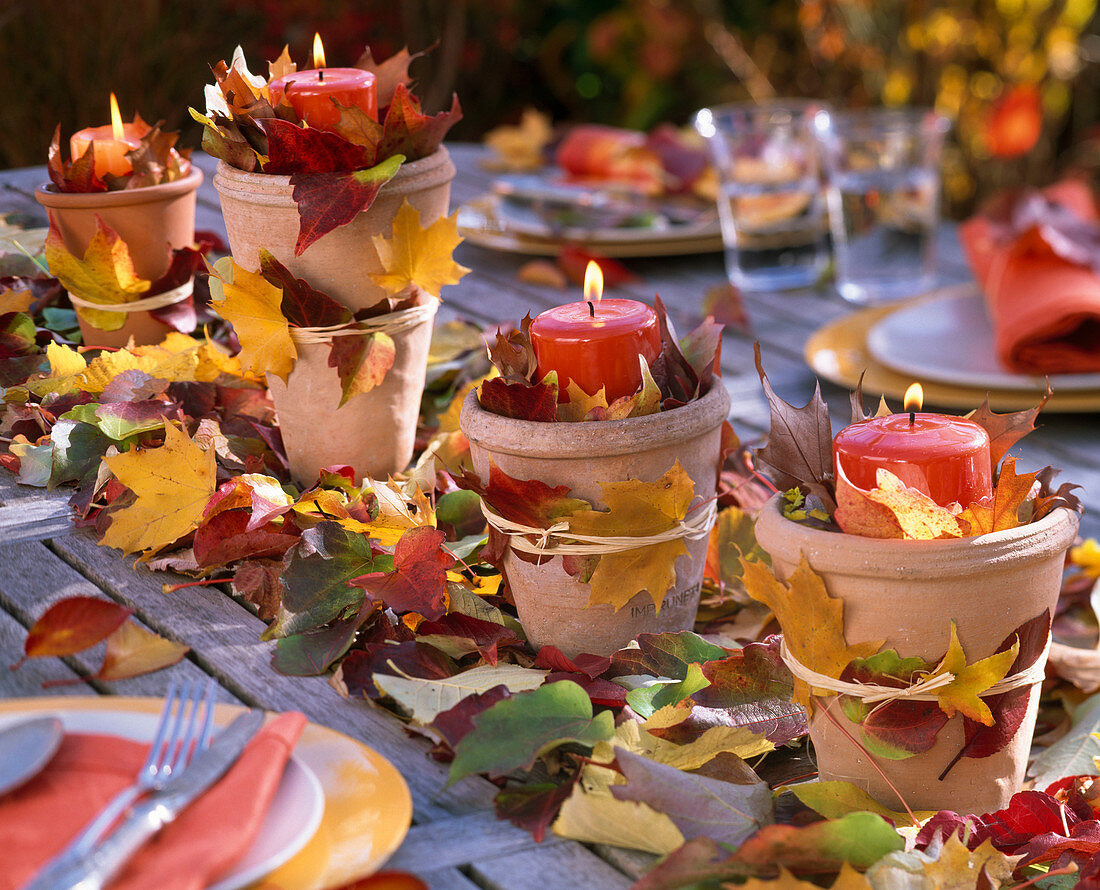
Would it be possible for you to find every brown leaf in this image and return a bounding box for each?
[354,45,428,108]
[753,343,835,511]
[968,387,1049,467]
[93,622,189,682]
[488,315,537,383]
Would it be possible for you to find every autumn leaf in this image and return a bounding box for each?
[835,466,964,540]
[45,219,150,332]
[328,331,396,405]
[566,461,696,612]
[494,777,579,844]
[289,154,405,255]
[967,391,1049,466]
[13,596,133,669]
[100,422,217,556]
[477,376,558,422]
[351,526,454,620]
[930,620,1019,725]
[740,558,883,708]
[921,836,1016,890]
[354,46,424,108]
[92,621,189,682]
[206,256,296,382]
[448,680,615,783]
[556,380,609,422]
[487,314,537,383]
[0,288,34,315]
[453,460,589,529]
[373,663,547,724]
[956,457,1037,536]
[792,780,931,825]
[259,117,371,174]
[369,200,470,298]
[47,124,106,193]
[484,109,553,172]
[374,84,463,163]
[258,248,351,327]
[753,344,835,511]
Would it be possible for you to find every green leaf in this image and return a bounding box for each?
[626,662,710,718]
[449,680,615,784]
[791,781,926,825]
[265,521,387,639]
[610,632,730,681]
[271,610,365,676]
[375,663,547,724]
[1030,691,1100,789]
[48,419,110,489]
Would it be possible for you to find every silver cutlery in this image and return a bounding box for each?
[23,678,217,890]
[0,716,63,797]
[24,707,263,890]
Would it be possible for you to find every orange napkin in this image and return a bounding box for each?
[0,711,306,890]
[959,179,1100,374]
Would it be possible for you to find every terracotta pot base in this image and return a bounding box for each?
[461,383,731,657]
[754,496,1080,814]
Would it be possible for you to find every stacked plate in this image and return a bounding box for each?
[805,284,1100,411]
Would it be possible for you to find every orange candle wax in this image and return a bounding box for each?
[70,93,143,179]
[268,34,376,130]
[833,386,993,508]
[530,261,661,403]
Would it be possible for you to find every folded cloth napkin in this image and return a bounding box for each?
[959,178,1100,374]
[0,710,305,890]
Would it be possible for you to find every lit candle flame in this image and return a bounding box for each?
[312,32,326,69]
[583,261,604,305]
[109,93,125,141]
[904,382,924,413]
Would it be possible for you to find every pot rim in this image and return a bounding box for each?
[754,493,1080,576]
[212,145,454,190]
[460,380,731,459]
[35,166,204,208]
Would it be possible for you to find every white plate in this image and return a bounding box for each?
[866,284,1100,393]
[0,709,325,890]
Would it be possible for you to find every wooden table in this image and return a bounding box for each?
[0,146,1096,889]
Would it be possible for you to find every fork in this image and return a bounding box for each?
[24,678,216,889]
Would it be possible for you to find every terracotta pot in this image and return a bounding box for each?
[35,168,203,349]
[268,299,438,485]
[460,383,731,658]
[754,496,1080,814]
[212,147,456,311]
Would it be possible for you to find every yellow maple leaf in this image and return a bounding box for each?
[47,341,87,377]
[100,422,216,556]
[835,465,963,540]
[483,109,553,172]
[206,256,296,382]
[921,837,1015,890]
[741,557,883,708]
[369,200,470,299]
[556,380,609,422]
[957,458,1037,536]
[929,620,1018,725]
[566,462,694,612]
[45,222,150,332]
[0,287,34,314]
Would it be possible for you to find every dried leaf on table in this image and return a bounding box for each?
[351,526,454,620]
[373,662,547,724]
[369,200,470,298]
[701,282,749,331]
[483,109,553,172]
[608,630,729,681]
[90,621,189,682]
[13,596,133,669]
[99,422,216,556]
[516,260,567,288]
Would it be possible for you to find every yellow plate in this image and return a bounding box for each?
[805,300,1100,412]
[0,696,413,890]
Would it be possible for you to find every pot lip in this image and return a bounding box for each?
[460,380,731,458]
[212,145,453,188]
[35,166,204,208]
[754,493,1080,569]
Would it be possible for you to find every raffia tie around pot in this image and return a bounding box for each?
[482,499,718,562]
[287,301,436,345]
[778,638,1049,710]
[67,281,194,316]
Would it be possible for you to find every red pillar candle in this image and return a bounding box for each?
[530,262,662,403]
[70,93,143,179]
[268,33,377,130]
[833,384,993,508]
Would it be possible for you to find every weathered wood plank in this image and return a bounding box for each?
[0,496,74,543]
[0,608,95,698]
[468,841,635,890]
[385,811,565,872]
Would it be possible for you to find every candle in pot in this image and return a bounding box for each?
[268,33,378,130]
[69,93,142,180]
[530,261,662,403]
[833,383,993,508]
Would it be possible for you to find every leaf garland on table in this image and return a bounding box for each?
[190,44,462,253]
[754,345,1082,537]
[479,297,722,421]
[47,115,193,193]
[44,218,204,333]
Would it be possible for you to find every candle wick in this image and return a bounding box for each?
[587,300,595,318]
[318,70,324,82]
[909,411,915,426]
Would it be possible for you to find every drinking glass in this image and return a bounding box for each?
[820,108,951,304]
[694,101,831,292]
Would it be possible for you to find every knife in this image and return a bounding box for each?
[23,709,264,890]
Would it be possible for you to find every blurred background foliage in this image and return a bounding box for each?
[1,0,1097,214]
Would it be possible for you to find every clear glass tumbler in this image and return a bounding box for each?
[694,101,831,292]
[820,108,951,304]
